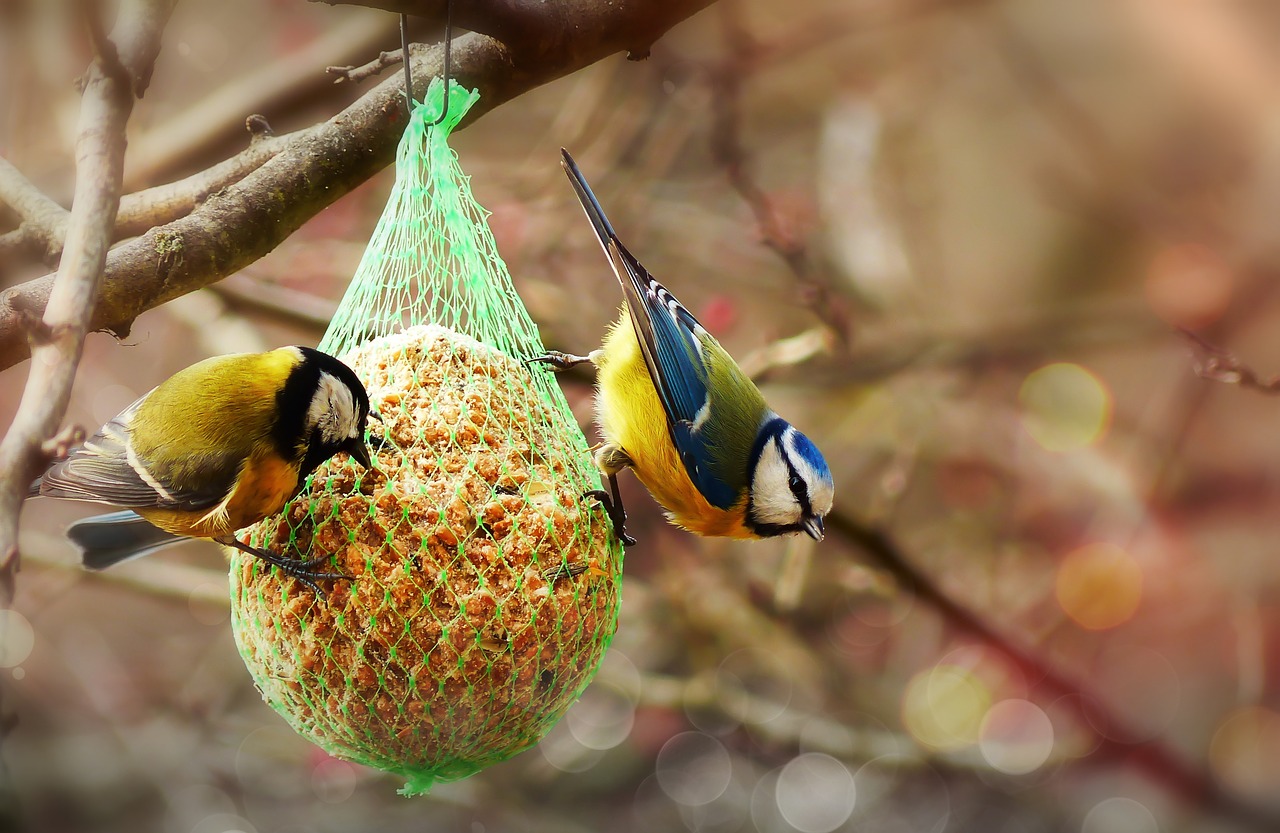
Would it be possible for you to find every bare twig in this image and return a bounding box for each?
[0,0,175,606]
[1181,328,1280,394]
[329,48,405,84]
[0,157,69,259]
[122,13,393,189]
[0,0,719,373]
[309,0,669,61]
[212,272,338,329]
[826,511,1280,832]
[708,5,852,346]
[3,119,293,267]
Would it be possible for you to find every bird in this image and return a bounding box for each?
[530,150,834,546]
[29,346,374,594]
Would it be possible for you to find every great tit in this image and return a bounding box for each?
[30,346,373,593]
[532,150,834,545]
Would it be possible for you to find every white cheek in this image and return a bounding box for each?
[751,441,802,525]
[309,373,358,444]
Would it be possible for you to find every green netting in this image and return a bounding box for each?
[226,78,624,796]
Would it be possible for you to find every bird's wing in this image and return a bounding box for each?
[38,392,231,511]
[562,150,747,509]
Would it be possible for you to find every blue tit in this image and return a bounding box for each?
[29,346,373,594]
[531,150,834,545]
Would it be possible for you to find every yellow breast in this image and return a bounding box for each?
[595,309,753,539]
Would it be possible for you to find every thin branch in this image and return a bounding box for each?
[825,511,1280,832]
[2,118,290,266]
[1181,328,1280,394]
[309,0,657,61]
[212,272,338,329]
[122,13,393,189]
[329,48,405,84]
[0,158,69,259]
[708,5,853,346]
[0,0,175,606]
[0,0,719,373]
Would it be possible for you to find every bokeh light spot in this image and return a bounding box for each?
[189,813,257,833]
[311,757,358,803]
[1209,706,1280,798]
[775,753,856,833]
[902,664,992,751]
[1144,242,1232,329]
[1081,797,1159,833]
[1019,363,1112,452]
[539,718,605,774]
[655,732,733,806]
[1055,543,1143,630]
[566,685,636,751]
[978,699,1055,774]
[0,610,35,669]
[714,649,793,727]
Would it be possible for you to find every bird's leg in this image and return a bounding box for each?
[584,443,637,546]
[217,536,352,598]
[524,349,602,371]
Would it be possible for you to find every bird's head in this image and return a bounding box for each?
[290,347,373,478]
[745,419,834,541]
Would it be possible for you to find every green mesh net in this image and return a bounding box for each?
[227,79,624,796]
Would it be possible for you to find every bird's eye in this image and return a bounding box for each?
[788,474,803,491]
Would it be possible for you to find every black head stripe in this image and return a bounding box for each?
[745,417,802,538]
[272,348,371,471]
[781,429,812,517]
[272,350,320,461]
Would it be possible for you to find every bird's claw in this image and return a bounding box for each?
[584,488,637,547]
[222,537,352,599]
[525,351,594,372]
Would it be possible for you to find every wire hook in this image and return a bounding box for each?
[400,0,454,127]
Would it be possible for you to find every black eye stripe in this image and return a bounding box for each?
[780,439,812,516]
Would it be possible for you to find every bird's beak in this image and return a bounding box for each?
[802,516,825,541]
[346,438,373,470]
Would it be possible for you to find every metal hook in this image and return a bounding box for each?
[427,0,453,127]
[400,0,453,127]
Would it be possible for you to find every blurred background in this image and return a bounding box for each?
[4,0,1280,831]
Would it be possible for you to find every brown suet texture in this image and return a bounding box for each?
[229,325,620,794]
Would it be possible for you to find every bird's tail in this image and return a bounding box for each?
[67,510,186,571]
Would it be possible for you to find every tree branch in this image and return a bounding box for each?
[0,0,717,373]
[0,158,69,260]
[1,118,290,266]
[311,0,680,61]
[826,511,1280,832]
[0,0,175,604]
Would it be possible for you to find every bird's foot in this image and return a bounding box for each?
[583,488,637,547]
[219,536,352,598]
[525,350,596,372]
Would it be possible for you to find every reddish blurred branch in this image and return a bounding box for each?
[0,0,717,374]
[827,511,1280,832]
[708,5,852,346]
[0,0,175,604]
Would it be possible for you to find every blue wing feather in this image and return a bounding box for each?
[563,151,739,509]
